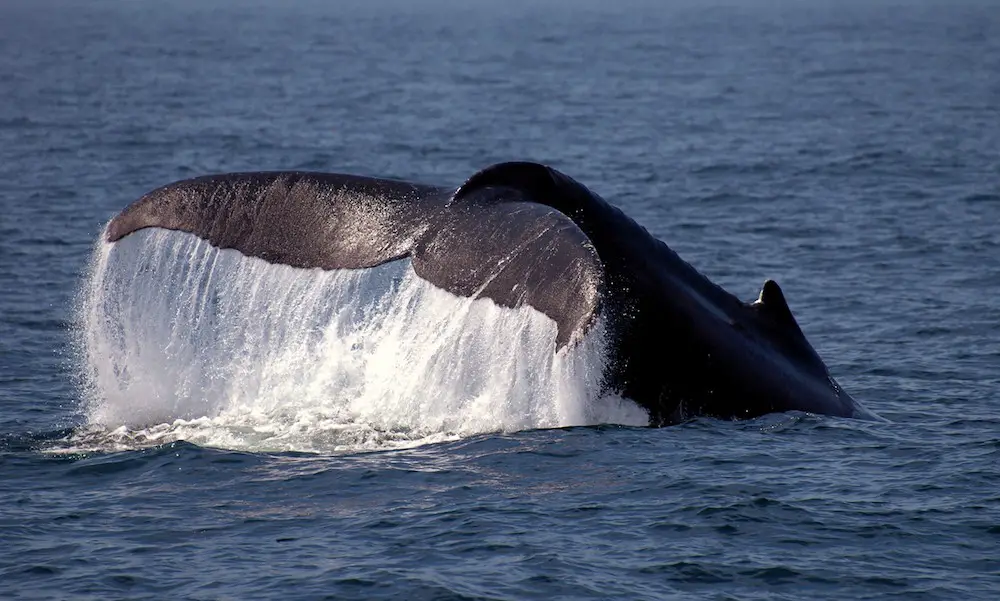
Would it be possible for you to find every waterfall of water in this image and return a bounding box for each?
[74,228,648,452]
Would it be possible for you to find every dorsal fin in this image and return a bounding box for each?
[752,279,794,323]
[750,279,829,371]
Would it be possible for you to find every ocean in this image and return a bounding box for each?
[1,0,998,598]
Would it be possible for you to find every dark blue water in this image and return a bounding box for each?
[2,0,999,598]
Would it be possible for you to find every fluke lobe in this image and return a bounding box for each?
[107,161,868,425]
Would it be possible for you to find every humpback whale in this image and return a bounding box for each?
[106,161,867,426]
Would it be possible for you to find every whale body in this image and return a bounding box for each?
[106,161,866,425]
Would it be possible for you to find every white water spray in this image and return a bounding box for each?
[74,229,648,453]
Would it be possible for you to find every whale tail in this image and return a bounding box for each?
[104,168,609,348]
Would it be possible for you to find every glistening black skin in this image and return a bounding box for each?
[107,161,867,425]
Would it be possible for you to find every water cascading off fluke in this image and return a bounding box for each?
[73,228,648,453]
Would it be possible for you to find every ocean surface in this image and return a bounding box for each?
[2,0,999,598]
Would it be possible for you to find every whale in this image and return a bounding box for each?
[106,161,868,426]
